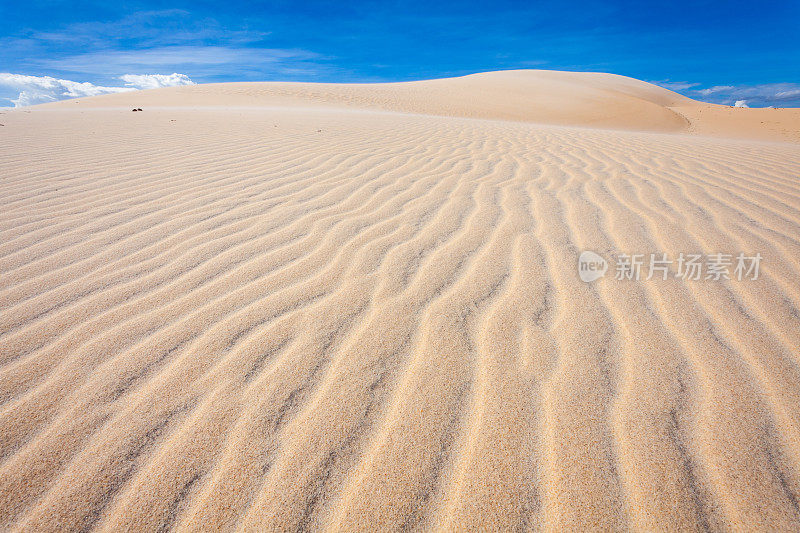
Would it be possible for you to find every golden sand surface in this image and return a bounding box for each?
[1,71,799,531]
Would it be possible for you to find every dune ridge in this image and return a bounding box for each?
[1,71,800,531]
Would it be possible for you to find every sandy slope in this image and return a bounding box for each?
[1,71,800,531]
[39,70,800,142]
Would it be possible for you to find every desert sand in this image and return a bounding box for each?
[1,70,799,531]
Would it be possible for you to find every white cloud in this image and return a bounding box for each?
[0,73,133,107]
[696,85,735,96]
[694,83,800,107]
[34,46,330,79]
[651,80,700,92]
[650,79,800,107]
[119,73,195,90]
[775,88,800,99]
[0,72,194,107]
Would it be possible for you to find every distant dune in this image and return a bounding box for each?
[2,70,800,531]
[42,69,800,142]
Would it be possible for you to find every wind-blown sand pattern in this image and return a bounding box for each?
[1,70,800,531]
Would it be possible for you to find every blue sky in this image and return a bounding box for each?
[1,1,799,107]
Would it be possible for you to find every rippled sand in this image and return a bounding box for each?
[1,71,799,531]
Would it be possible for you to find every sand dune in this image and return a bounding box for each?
[1,71,800,531]
[40,70,800,142]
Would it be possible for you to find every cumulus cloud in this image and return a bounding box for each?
[0,72,194,107]
[0,73,132,106]
[734,100,749,108]
[119,73,195,90]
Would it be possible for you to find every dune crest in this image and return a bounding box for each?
[2,71,800,531]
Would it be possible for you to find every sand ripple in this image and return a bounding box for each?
[1,97,799,531]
